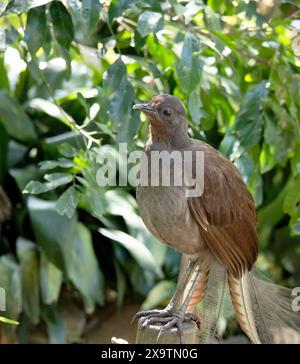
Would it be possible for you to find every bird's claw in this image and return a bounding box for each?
[156,311,186,343]
[132,307,175,325]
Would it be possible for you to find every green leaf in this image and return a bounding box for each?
[234,82,269,148]
[3,0,54,14]
[28,98,74,128]
[23,180,49,194]
[24,6,47,53]
[113,259,126,306]
[69,223,105,312]
[39,158,75,170]
[81,0,101,36]
[108,0,135,25]
[39,253,62,305]
[283,177,300,220]
[0,55,9,90]
[104,58,127,97]
[0,317,19,325]
[0,122,8,184]
[137,11,163,38]
[103,58,135,142]
[55,186,78,219]
[58,143,77,157]
[27,197,77,273]
[175,32,203,94]
[50,1,74,49]
[0,254,22,320]
[44,172,73,188]
[42,305,65,344]
[0,90,37,142]
[188,90,207,125]
[141,280,176,310]
[16,238,40,324]
[84,187,106,219]
[99,228,163,278]
[23,173,73,194]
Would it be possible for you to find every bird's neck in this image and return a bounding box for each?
[149,123,190,149]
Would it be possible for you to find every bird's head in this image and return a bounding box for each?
[133,94,188,145]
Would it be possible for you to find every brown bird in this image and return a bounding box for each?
[132,94,300,343]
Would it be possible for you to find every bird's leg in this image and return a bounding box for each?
[133,259,197,325]
[156,267,204,343]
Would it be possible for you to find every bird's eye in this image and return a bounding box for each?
[163,108,172,117]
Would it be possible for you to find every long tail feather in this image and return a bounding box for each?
[229,270,300,344]
[200,263,232,343]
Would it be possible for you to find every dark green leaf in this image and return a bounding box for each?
[27,197,77,273]
[42,305,65,344]
[16,238,40,324]
[0,90,37,142]
[175,32,203,94]
[81,0,101,36]
[234,82,269,148]
[0,254,22,320]
[0,123,8,184]
[69,223,105,312]
[50,1,74,49]
[24,6,46,53]
[39,253,62,305]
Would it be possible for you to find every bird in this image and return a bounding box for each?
[132,94,300,344]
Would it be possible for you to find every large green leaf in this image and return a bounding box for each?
[39,253,62,305]
[16,238,40,324]
[0,254,22,320]
[103,58,135,142]
[99,228,163,278]
[141,280,176,310]
[0,90,37,142]
[49,1,74,49]
[81,0,101,36]
[27,197,77,273]
[24,5,47,53]
[68,223,105,312]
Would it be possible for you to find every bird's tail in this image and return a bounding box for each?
[185,262,300,343]
[228,269,300,344]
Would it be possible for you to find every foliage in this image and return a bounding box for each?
[0,0,300,342]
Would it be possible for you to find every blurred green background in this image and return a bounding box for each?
[0,0,299,343]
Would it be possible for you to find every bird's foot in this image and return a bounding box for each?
[134,308,200,344]
[133,306,176,326]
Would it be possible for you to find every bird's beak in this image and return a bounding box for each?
[132,103,155,114]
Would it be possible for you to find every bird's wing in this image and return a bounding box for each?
[187,141,258,278]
